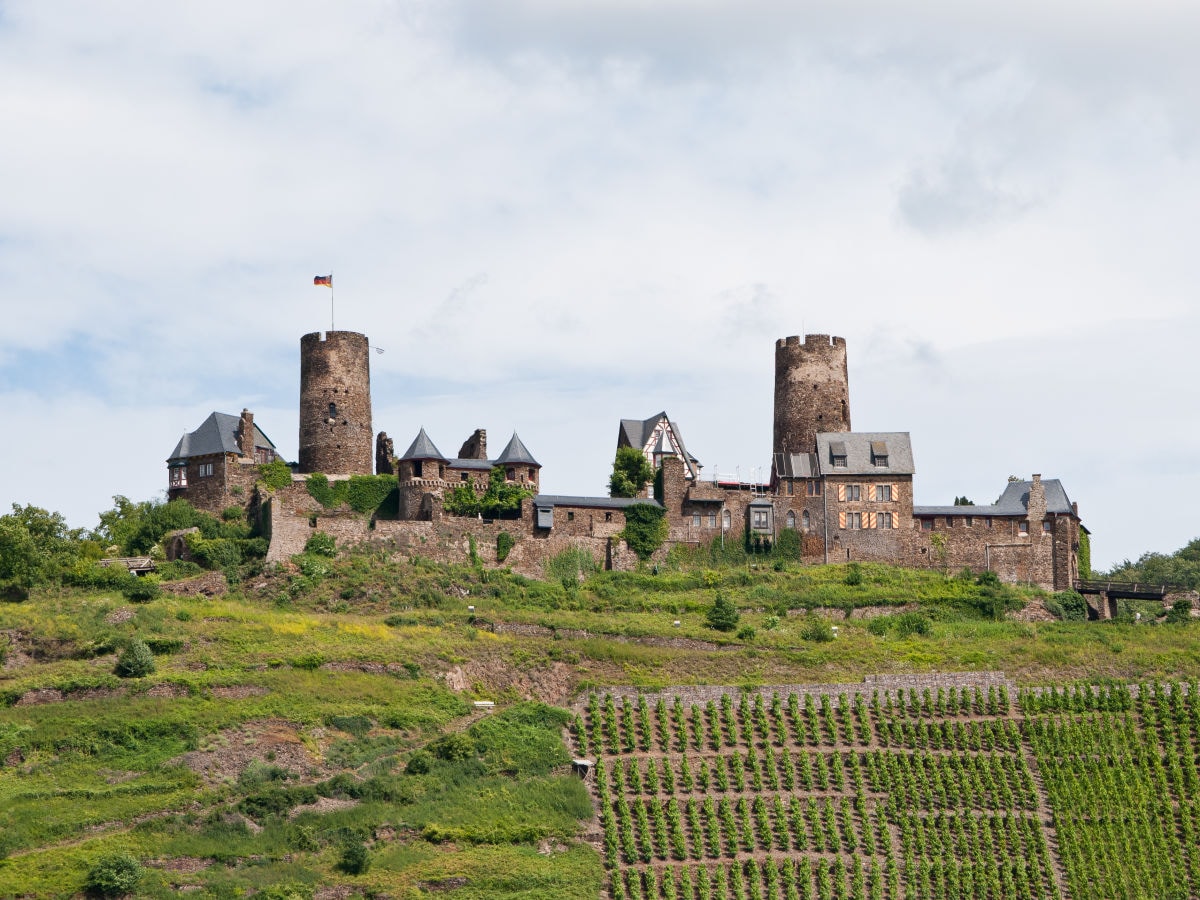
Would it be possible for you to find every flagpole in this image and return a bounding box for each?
[330,270,335,332]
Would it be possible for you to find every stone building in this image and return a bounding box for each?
[164,327,1085,591]
[166,409,278,512]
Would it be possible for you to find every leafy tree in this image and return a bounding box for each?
[953,496,974,506]
[444,468,533,518]
[337,837,370,875]
[1,504,92,591]
[705,592,740,632]
[114,639,156,678]
[85,852,142,896]
[609,446,654,498]
[1104,537,1200,590]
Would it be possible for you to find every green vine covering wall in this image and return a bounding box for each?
[1078,529,1091,580]
[443,467,533,519]
[619,503,668,561]
[306,474,398,515]
[258,459,293,491]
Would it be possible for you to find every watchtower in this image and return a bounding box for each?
[773,334,850,459]
[298,331,373,475]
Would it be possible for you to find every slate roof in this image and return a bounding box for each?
[448,458,494,471]
[814,432,915,476]
[618,411,701,473]
[167,412,276,463]
[495,432,539,466]
[774,452,819,479]
[399,428,448,462]
[914,478,1076,518]
[532,495,663,510]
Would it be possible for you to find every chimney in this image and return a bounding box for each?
[238,409,255,457]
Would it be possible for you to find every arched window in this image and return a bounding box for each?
[786,511,796,529]
[722,509,731,530]
[801,510,811,530]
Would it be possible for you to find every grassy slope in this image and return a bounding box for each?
[0,548,1196,897]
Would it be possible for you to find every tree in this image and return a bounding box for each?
[609,447,654,498]
[952,496,974,506]
[705,593,740,632]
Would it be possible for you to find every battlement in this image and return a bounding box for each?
[776,334,846,350]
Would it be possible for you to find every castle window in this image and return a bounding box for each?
[985,517,993,528]
[922,519,933,531]
[1043,520,1053,533]
[871,441,889,467]
[877,512,893,529]
[875,484,892,502]
[807,480,821,497]
[722,509,731,530]
[845,484,861,502]
[170,466,187,487]
[801,510,810,529]
[946,517,954,528]
[752,508,769,529]
[964,516,973,527]
[328,402,337,420]
[460,472,469,481]
[414,461,423,477]
[786,511,796,529]
[507,467,515,480]
[692,514,701,527]
[567,511,575,522]
[605,512,612,522]
[786,480,794,495]
[830,440,847,467]
[528,467,536,480]
[1018,520,1029,535]
[707,512,716,528]
[845,512,862,530]
[197,463,214,478]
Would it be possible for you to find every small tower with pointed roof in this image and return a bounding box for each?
[396,428,449,520]
[495,432,541,490]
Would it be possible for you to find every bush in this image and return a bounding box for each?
[304,533,337,557]
[801,615,834,643]
[496,531,515,563]
[844,563,863,586]
[705,593,740,632]
[1046,590,1089,622]
[85,852,142,896]
[1166,598,1193,625]
[338,838,370,875]
[406,750,433,774]
[893,611,932,637]
[736,625,756,641]
[259,459,294,491]
[221,505,244,522]
[121,577,161,604]
[114,639,156,678]
[430,732,476,761]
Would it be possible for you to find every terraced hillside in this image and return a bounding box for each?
[577,678,1200,900]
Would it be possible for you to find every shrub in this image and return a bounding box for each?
[801,615,834,643]
[736,625,756,641]
[844,563,863,586]
[1046,590,1089,622]
[705,593,740,632]
[893,611,932,637]
[85,852,142,896]
[221,505,244,522]
[338,837,370,875]
[121,577,161,604]
[114,639,156,678]
[496,531,515,563]
[304,532,337,558]
[1166,598,1193,625]
[430,732,476,761]
[406,750,433,774]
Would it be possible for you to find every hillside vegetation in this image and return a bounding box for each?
[2,499,1199,897]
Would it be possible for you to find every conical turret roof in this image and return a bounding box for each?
[399,427,448,461]
[495,431,539,466]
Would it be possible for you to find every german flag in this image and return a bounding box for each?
[313,274,332,287]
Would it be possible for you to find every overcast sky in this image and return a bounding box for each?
[1,1,1197,570]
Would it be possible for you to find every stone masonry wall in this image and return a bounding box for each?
[299,331,373,475]
[773,334,850,460]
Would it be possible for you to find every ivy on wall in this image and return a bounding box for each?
[306,474,398,515]
[619,503,668,561]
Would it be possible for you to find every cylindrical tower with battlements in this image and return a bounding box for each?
[773,334,851,458]
[298,331,373,474]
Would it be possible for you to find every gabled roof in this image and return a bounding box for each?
[399,428,448,462]
[914,478,1076,518]
[167,412,275,463]
[814,432,914,476]
[618,411,701,475]
[495,432,539,466]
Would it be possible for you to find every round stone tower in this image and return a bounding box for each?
[773,334,851,457]
[298,331,373,475]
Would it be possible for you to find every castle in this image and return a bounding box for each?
[166,331,1084,591]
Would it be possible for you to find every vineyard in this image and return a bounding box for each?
[574,678,1200,900]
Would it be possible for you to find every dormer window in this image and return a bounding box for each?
[870,441,889,467]
[830,440,848,468]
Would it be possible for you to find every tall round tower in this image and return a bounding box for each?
[298,331,373,475]
[773,334,851,458]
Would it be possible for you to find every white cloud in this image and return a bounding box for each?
[0,1,1197,570]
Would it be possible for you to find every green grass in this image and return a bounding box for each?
[2,549,1199,896]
